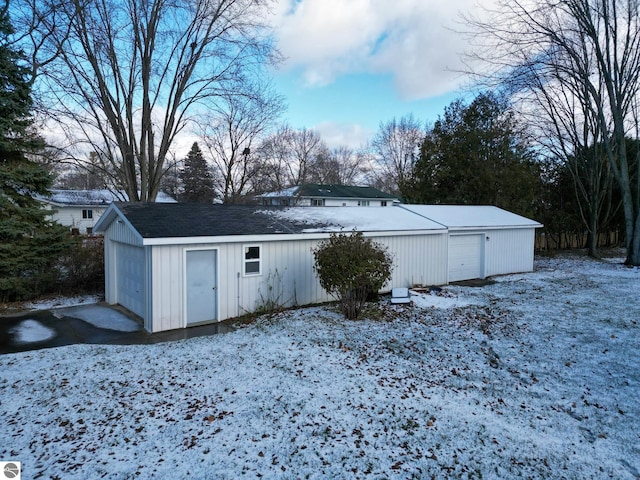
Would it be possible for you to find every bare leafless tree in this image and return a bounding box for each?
[466,0,640,264]
[199,83,284,203]
[159,151,182,199]
[254,124,293,192]
[53,151,110,190]
[288,127,324,186]
[308,146,369,185]
[256,125,326,190]
[370,114,424,196]
[513,44,617,257]
[19,0,278,201]
[8,0,73,86]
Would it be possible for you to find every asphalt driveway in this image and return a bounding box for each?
[0,303,234,354]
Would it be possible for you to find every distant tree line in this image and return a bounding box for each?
[50,89,635,260]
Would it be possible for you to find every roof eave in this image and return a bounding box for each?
[141,228,446,245]
[448,223,543,231]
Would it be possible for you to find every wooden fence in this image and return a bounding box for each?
[535,230,622,252]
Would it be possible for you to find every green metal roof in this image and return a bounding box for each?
[296,184,398,200]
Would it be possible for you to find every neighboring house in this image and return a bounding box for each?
[37,189,177,234]
[257,184,399,207]
[94,203,541,333]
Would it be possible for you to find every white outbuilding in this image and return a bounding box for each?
[94,203,541,332]
[400,205,543,282]
[94,203,448,332]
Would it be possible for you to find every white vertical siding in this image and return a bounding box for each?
[215,239,327,318]
[257,238,330,312]
[114,242,146,318]
[106,218,144,246]
[484,228,536,277]
[104,231,117,305]
[102,216,145,316]
[145,232,448,332]
[144,247,153,332]
[150,245,186,332]
[372,234,448,288]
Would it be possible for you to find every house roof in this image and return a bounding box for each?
[400,205,543,230]
[101,203,309,238]
[95,203,446,240]
[96,203,541,242]
[38,189,177,207]
[257,184,399,200]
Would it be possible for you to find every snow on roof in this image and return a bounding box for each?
[400,205,542,229]
[262,206,446,233]
[256,186,300,198]
[40,189,177,206]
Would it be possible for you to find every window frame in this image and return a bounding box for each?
[82,209,93,219]
[243,244,262,276]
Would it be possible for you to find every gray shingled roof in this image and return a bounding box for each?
[114,203,328,238]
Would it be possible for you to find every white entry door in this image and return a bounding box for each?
[186,249,218,325]
[448,234,483,282]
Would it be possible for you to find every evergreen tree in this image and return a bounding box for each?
[408,93,541,217]
[179,142,215,203]
[0,9,73,301]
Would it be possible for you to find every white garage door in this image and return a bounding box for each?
[448,234,483,282]
[116,242,145,317]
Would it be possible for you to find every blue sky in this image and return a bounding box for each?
[269,0,479,148]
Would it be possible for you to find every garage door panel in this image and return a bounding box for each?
[448,235,483,282]
[116,243,145,317]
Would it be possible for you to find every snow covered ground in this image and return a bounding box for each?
[24,294,103,311]
[1,255,638,479]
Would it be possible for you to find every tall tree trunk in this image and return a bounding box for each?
[587,213,598,257]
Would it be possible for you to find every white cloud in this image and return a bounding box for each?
[274,0,476,99]
[275,0,385,84]
[313,121,373,149]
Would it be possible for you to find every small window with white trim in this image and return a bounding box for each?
[244,245,261,276]
[82,209,93,219]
